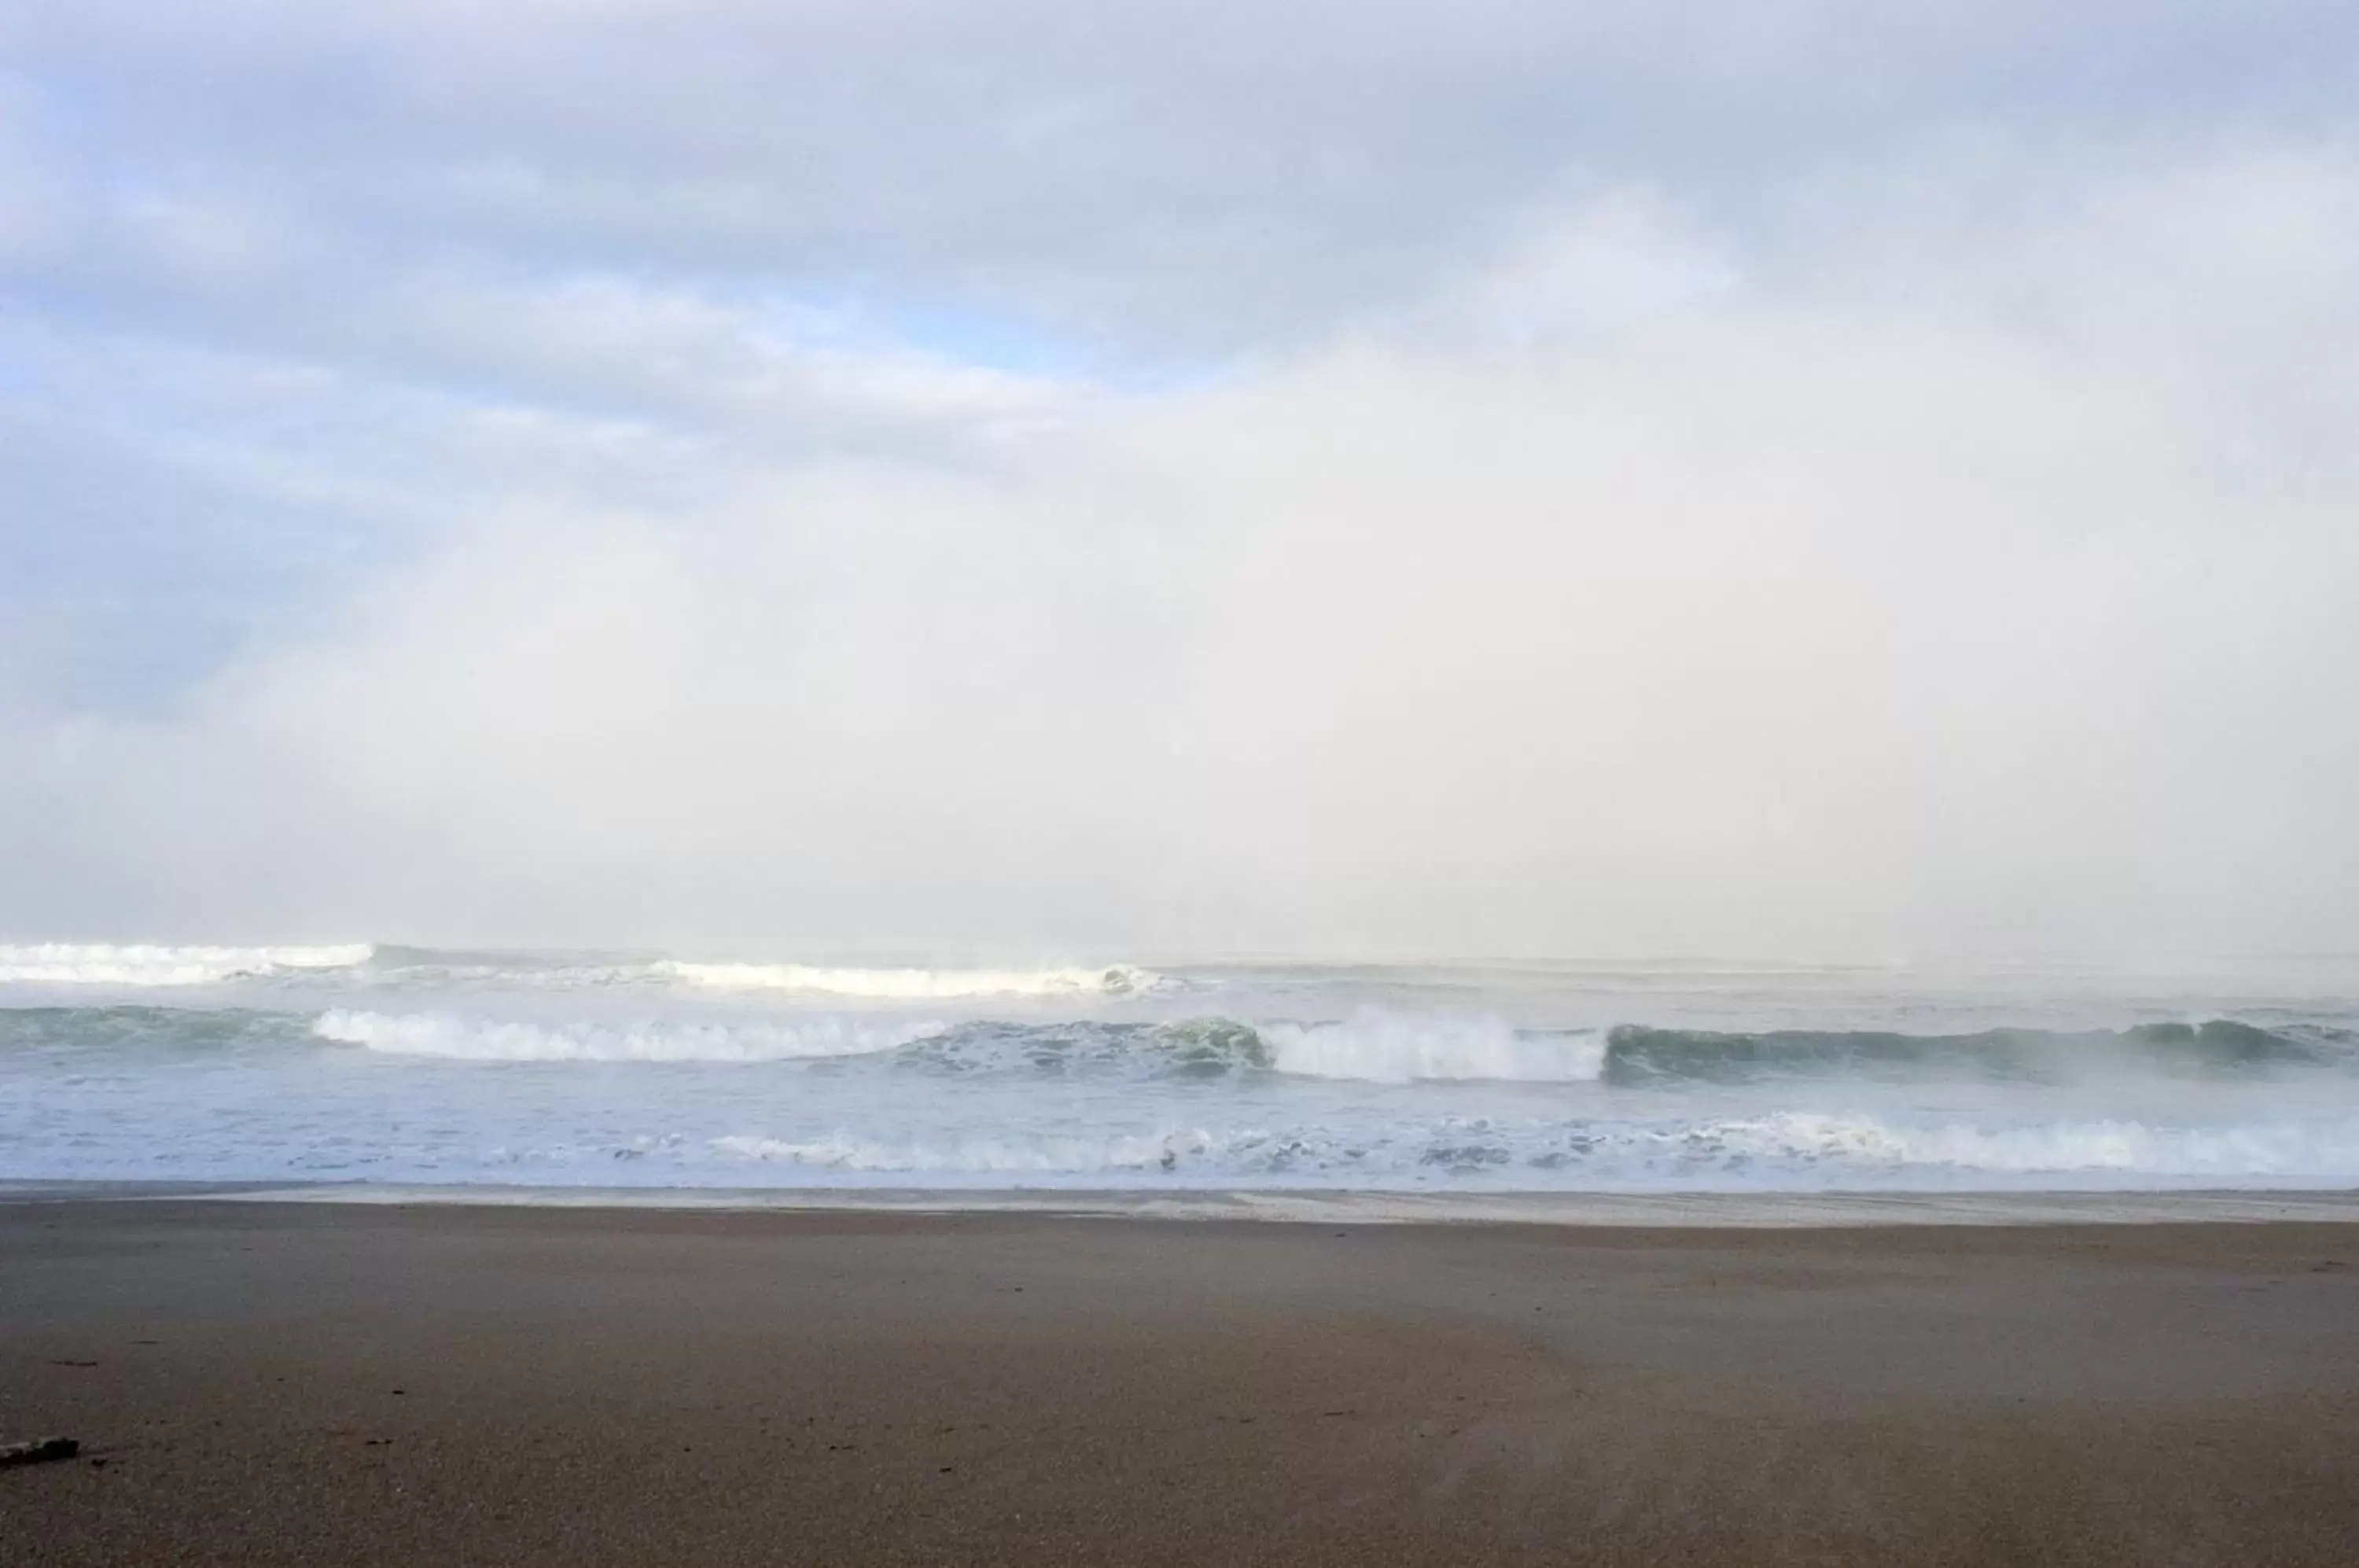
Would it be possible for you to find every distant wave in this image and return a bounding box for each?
[1600,1019,2353,1081]
[314,1009,943,1062]
[655,962,1163,999]
[0,943,373,986]
[0,944,1164,1000]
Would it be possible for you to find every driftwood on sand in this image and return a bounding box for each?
[0,1437,80,1467]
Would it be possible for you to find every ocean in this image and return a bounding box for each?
[6,943,2359,1197]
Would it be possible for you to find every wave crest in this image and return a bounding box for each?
[655,962,1162,999]
[313,1009,941,1062]
[300,1010,2351,1081]
[0,944,373,986]
[1264,1011,1609,1083]
[1602,1020,2350,1083]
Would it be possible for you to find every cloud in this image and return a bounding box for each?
[8,1,2354,352]
[3,3,2356,956]
[10,134,2359,956]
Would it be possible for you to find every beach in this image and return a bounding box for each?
[7,1201,2359,1564]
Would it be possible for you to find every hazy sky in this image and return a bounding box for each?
[3,1,2357,959]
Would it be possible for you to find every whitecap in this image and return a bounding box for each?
[1262,1009,1609,1083]
[0,943,374,986]
[656,961,1161,999]
[311,1009,942,1062]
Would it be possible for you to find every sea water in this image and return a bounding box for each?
[5,943,2359,1195]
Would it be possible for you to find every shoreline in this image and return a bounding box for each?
[8,1178,2359,1226]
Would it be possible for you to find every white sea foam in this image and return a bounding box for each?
[1263,1010,1609,1082]
[657,961,1161,999]
[712,1128,1214,1173]
[701,1112,2359,1184]
[704,1113,2359,1182]
[1699,1111,2359,1177]
[312,1009,941,1062]
[0,943,374,986]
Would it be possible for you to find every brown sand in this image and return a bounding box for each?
[6,1202,2359,1565]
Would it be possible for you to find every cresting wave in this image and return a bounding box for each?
[0,943,374,986]
[1601,1019,2357,1081]
[1245,1014,2355,1085]
[311,1010,945,1062]
[311,1008,1583,1077]
[1264,1014,1606,1082]
[654,962,1161,998]
[0,942,1163,999]
[304,1007,2355,1082]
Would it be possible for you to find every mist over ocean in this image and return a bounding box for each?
[8,943,2358,1196]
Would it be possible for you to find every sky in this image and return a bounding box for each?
[2,0,2357,959]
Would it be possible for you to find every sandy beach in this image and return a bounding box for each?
[3,1201,2357,1564]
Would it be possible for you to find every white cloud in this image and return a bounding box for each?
[4,3,2356,957]
[9,1,2352,351]
[9,141,2357,957]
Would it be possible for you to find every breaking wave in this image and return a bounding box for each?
[0,943,373,986]
[0,942,1165,999]
[1263,1012,1608,1082]
[881,1014,2355,1085]
[1599,1019,2355,1082]
[304,1010,1598,1079]
[655,962,1161,998]
[313,1009,943,1062]
[295,1010,2355,1081]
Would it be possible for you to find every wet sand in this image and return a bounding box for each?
[6,1202,2359,1565]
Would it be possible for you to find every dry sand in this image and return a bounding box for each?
[6,1200,2359,1564]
